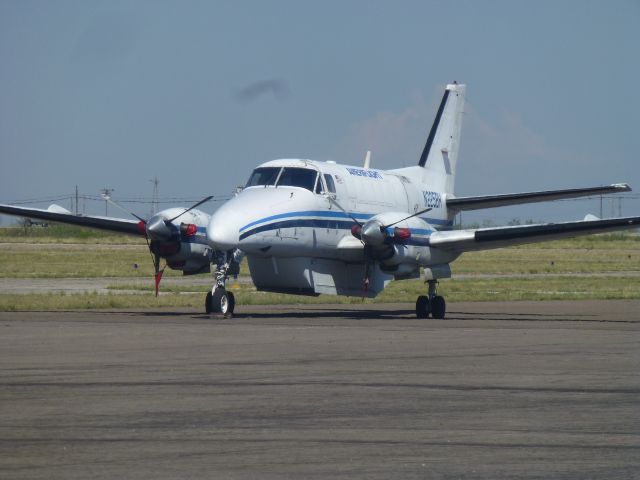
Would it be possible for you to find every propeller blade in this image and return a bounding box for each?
[103,196,146,222]
[382,207,432,229]
[153,253,164,297]
[327,196,363,227]
[167,195,214,223]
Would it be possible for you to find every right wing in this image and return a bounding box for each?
[429,216,640,252]
[0,204,143,236]
[446,183,631,212]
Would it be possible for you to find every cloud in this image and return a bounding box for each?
[335,92,595,193]
[235,79,290,103]
[333,92,436,167]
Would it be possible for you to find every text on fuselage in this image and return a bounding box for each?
[423,190,443,209]
[346,168,383,179]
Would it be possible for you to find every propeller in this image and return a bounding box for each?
[101,194,214,296]
[353,207,433,296]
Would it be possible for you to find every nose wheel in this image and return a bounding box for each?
[206,249,241,316]
[415,280,446,319]
[206,288,235,316]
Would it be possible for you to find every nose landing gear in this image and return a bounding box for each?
[206,249,241,317]
[205,288,235,316]
[415,280,446,319]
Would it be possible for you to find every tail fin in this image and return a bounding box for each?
[418,82,466,194]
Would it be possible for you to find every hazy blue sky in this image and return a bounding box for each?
[1,0,639,223]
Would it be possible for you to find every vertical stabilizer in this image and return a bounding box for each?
[418,83,466,194]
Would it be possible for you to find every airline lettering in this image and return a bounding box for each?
[346,168,382,179]
[423,190,442,209]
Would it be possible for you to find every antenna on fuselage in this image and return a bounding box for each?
[363,150,371,169]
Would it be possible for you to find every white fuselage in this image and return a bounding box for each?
[207,159,460,297]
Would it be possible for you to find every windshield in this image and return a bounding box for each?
[245,167,281,187]
[276,167,318,192]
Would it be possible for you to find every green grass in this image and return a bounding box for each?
[0,225,143,244]
[3,235,636,278]
[0,292,204,311]
[0,231,638,310]
[3,275,638,311]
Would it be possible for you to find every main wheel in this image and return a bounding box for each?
[431,295,446,319]
[416,295,430,319]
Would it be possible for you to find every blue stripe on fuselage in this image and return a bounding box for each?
[239,218,438,246]
[239,210,373,233]
[240,210,453,233]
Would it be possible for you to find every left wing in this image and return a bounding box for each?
[0,204,142,236]
[429,216,640,252]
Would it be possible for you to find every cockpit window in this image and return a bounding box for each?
[276,167,318,192]
[324,174,336,193]
[245,167,281,187]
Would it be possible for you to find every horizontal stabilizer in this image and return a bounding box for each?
[47,204,72,214]
[0,204,141,235]
[447,183,631,212]
[429,215,640,252]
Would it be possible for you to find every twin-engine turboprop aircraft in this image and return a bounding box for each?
[205,82,639,318]
[2,82,639,317]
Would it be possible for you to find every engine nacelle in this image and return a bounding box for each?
[360,212,460,274]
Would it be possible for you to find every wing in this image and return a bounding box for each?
[429,216,640,252]
[0,204,142,236]
[446,183,631,212]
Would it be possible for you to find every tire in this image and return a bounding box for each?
[431,296,446,319]
[211,288,230,315]
[416,295,430,319]
[227,291,236,315]
[205,291,213,314]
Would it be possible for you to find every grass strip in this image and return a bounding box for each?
[3,275,638,311]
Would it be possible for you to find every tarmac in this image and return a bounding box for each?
[1,300,639,479]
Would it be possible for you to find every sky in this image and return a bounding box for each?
[1,0,639,225]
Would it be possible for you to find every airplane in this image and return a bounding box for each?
[204,82,640,318]
[0,198,217,295]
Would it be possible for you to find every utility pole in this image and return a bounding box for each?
[75,185,79,215]
[150,176,159,218]
[100,187,114,216]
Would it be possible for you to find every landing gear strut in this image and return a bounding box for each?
[416,280,446,319]
[206,249,241,316]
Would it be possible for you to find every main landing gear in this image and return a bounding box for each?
[205,250,241,316]
[416,280,446,319]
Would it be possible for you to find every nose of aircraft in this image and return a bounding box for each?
[207,201,241,251]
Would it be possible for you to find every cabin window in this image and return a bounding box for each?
[245,167,281,187]
[276,167,317,192]
[323,174,336,193]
